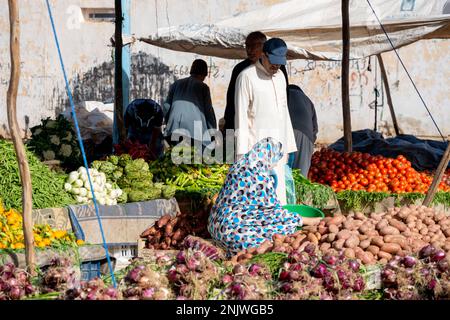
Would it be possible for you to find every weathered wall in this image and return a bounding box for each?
[0,0,448,143]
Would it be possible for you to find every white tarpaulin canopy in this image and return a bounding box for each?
[140,0,450,61]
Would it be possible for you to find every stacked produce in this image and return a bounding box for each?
[119,264,172,300]
[276,244,365,300]
[0,203,82,250]
[381,246,450,299]
[309,149,449,193]
[64,167,123,205]
[0,263,35,300]
[140,211,211,250]
[149,146,229,193]
[39,257,80,294]
[167,249,221,300]
[0,140,75,210]
[91,155,176,203]
[229,205,450,266]
[64,278,121,300]
[28,115,82,170]
[299,205,450,265]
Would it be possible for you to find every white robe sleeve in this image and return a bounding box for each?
[234,72,252,156]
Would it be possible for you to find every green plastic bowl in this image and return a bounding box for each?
[283,204,325,218]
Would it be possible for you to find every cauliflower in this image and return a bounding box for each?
[42,150,56,161]
[60,144,72,157]
[50,135,61,146]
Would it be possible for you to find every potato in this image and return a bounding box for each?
[327,215,344,226]
[379,258,388,264]
[443,228,450,238]
[380,226,400,236]
[422,235,431,242]
[315,232,322,241]
[318,225,328,235]
[384,235,407,248]
[333,238,346,250]
[419,227,429,236]
[356,251,373,265]
[370,212,382,221]
[359,239,371,249]
[378,251,393,260]
[329,225,339,234]
[376,219,389,231]
[371,236,384,247]
[344,248,355,259]
[355,212,366,220]
[443,243,450,251]
[337,230,352,240]
[320,242,331,252]
[381,243,401,254]
[247,247,257,254]
[345,236,360,249]
[307,233,319,244]
[424,218,435,226]
[358,234,369,241]
[272,234,285,242]
[367,245,380,256]
[157,215,172,228]
[389,219,407,232]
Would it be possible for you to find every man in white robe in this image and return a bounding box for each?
[234,38,297,204]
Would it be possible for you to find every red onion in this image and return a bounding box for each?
[176,264,188,274]
[167,269,179,283]
[9,286,21,300]
[323,254,338,266]
[249,264,262,275]
[290,263,302,272]
[222,274,233,284]
[419,245,436,259]
[86,291,97,300]
[105,288,117,298]
[352,276,365,292]
[127,268,140,283]
[230,283,243,296]
[348,260,360,272]
[232,264,246,275]
[280,282,293,293]
[176,251,186,263]
[312,264,327,278]
[24,284,35,295]
[437,260,449,272]
[279,270,290,281]
[431,250,446,262]
[186,258,200,271]
[289,271,300,281]
[304,243,316,255]
[142,288,155,299]
[402,256,417,268]
[8,278,18,287]
[427,279,437,290]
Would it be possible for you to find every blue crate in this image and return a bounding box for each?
[80,261,101,281]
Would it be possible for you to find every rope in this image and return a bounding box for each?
[45,0,117,287]
[366,0,445,142]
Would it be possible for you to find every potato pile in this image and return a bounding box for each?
[231,205,450,266]
[302,205,450,265]
[140,211,210,250]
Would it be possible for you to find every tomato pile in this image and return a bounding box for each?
[309,149,450,193]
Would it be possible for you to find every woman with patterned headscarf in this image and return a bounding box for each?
[208,137,321,256]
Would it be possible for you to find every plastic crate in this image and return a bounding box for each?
[80,261,101,281]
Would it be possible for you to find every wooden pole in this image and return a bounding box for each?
[7,0,36,275]
[377,54,400,136]
[423,137,450,207]
[114,0,126,144]
[341,0,352,152]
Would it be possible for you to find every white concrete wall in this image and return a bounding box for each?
[0,0,448,143]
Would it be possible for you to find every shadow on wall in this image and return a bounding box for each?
[52,51,178,116]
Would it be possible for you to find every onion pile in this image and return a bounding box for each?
[120,264,172,300]
[0,263,35,300]
[382,245,450,299]
[40,258,80,293]
[167,249,220,300]
[276,244,365,300]
[217,263,273,300]
[64,278,121,300]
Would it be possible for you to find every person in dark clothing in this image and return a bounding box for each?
[223,31,288,131]
[124,98,164,158]
[287,84,318,177]
[163,59,217,148]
